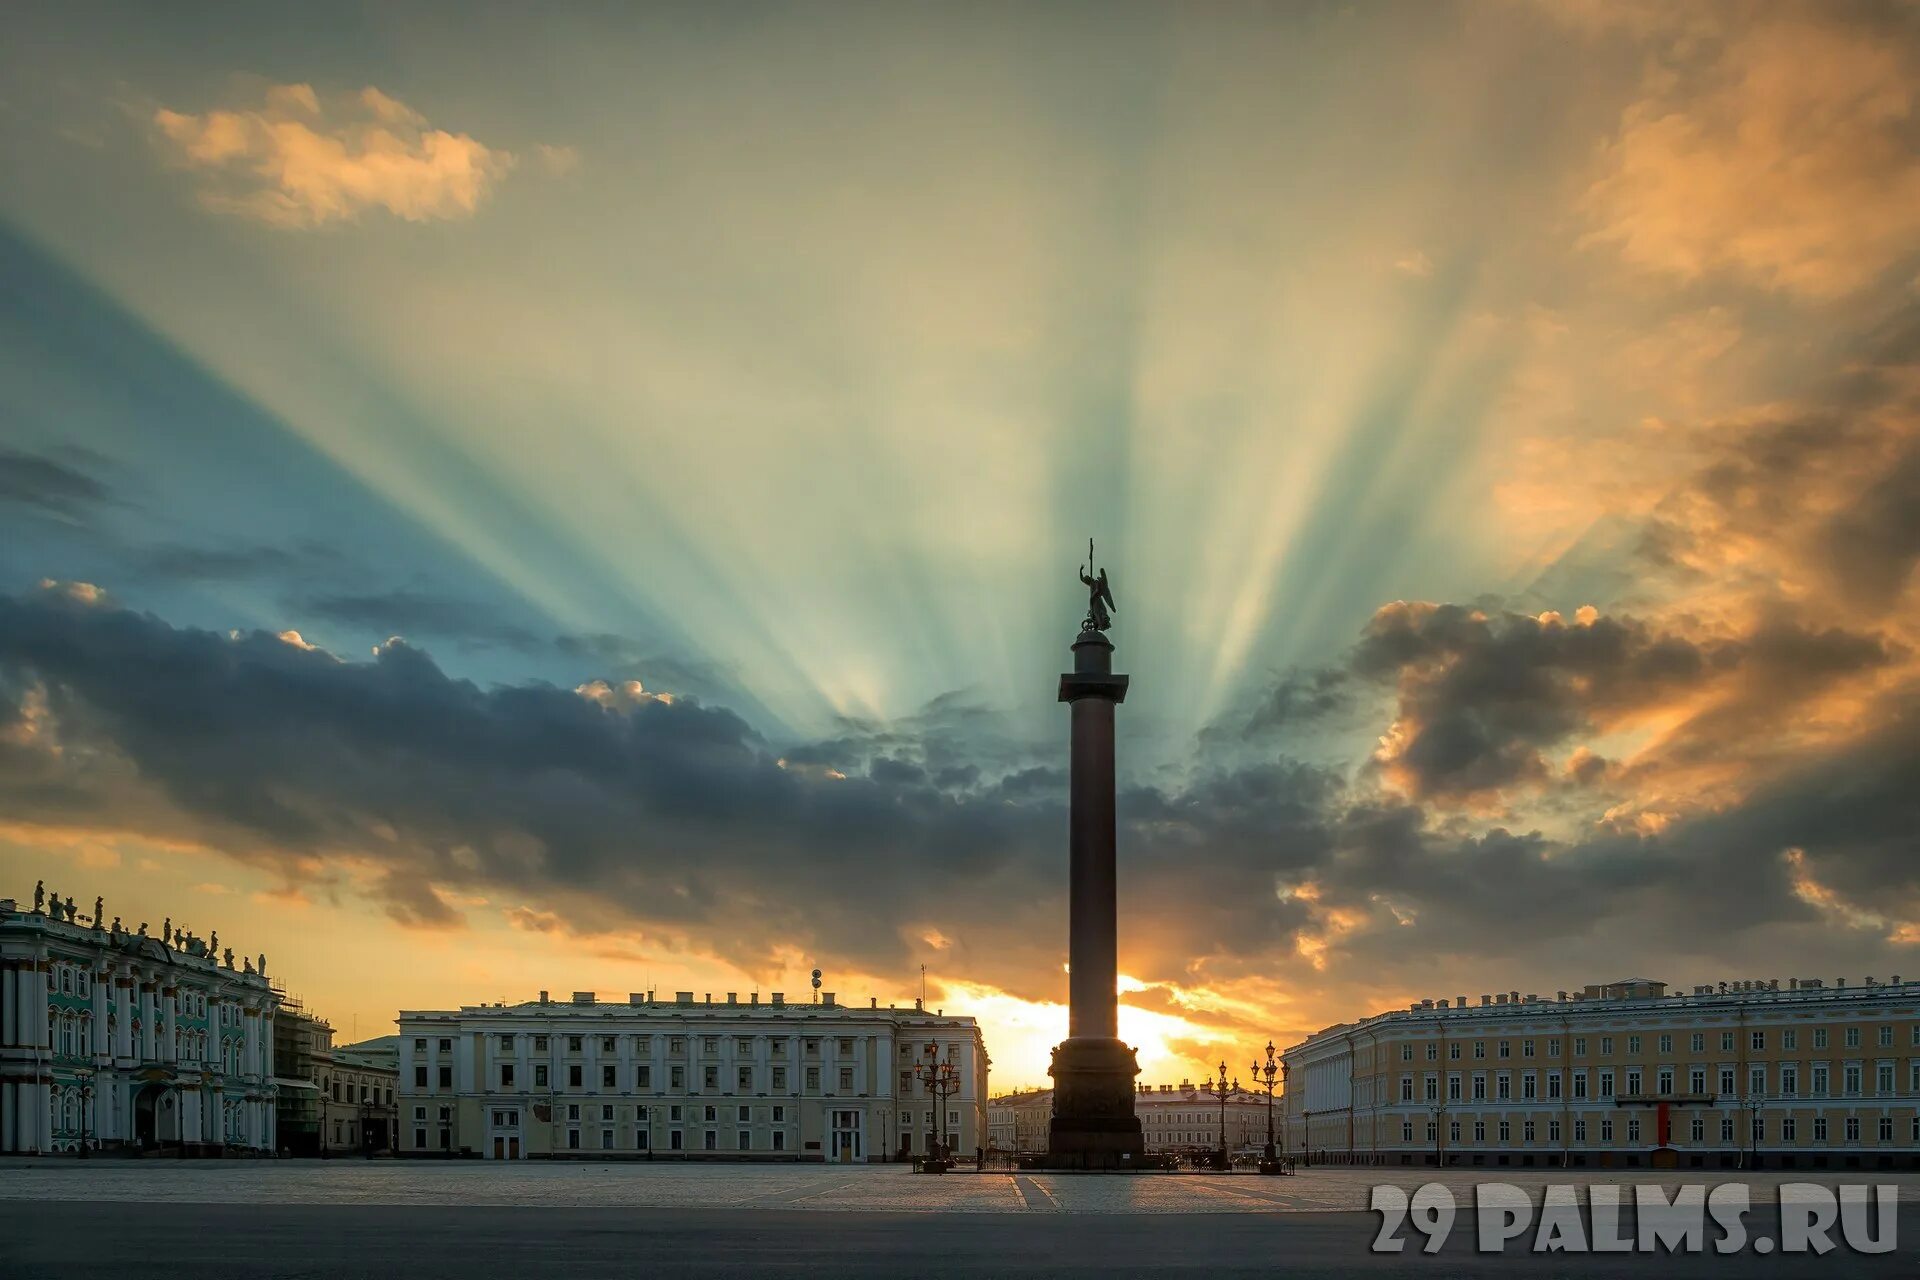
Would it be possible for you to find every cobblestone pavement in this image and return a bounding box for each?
[2,1159,1917,1213]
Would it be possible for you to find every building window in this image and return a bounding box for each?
[535,1065,549,1088]
[498,1035,513,1051]
[1814,1029,1828,1049]
[1657,1069,1673,1094]
[1879,1117,1893,1141]
[704,1131,717,1151]
[1401,1121,1413,1142]
[1573,1119,1586,1143]
[415,1066,427,1088]
[1846,1117,1861,1142]
[603,1105,615,1121]
[806,1068,820,1091]
[772,1131,785,1151]
[1523,1040,1535,1058]
[1877,1063,1895,1094]
[439,1039,452,1053]
[637,1130,650,1150]
[1498,1121,1510,1143]
[1720,1068,1735,1095]
[1721,1118,1734,1142]
[1498,1041,1510,1059]
[439,1066,452,1089]
[569,1065,583,1088]
[1845,1065,1862,1096]
[1473,1121,1485,1142]
[1627,1118,1640,1142]
[415,1128,427,1148]
[772,1068,786,1091]
[704,1066,719,1090]
[637,1066,651,1089]
[1690,1033,1704,1052]
[1845,1028,1861,1048]
[1690,1116,1704,1142]
[838,1068,854,1092]
[1691,1068,1707,1093]
[670,1131,683,1151]
[568,1104,581,1121]
[1814,1117,1828,1141]
[603,1037,616,1053]
[738,1067,753,1091]
[500,1065,515,1088]
[603,1065,617,1089]
[568,1129,580,1149]
[1401,1044,1413,1061]
[1782,1030,1796,1050]
[772,1106,784,1122]
[602,1129,614,1150]
[1782,1117,1796,1141]
[1657,1035,1671,1054]
[1572,1038,1585,1057]
[1474,1041,1486,1059]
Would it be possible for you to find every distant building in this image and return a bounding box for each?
[988,1088,1052,1153]
[0,889,277,1154]
[398,989,988,1161]
[1136,1080,1269,1155]
[1284,975,1920,1170]
[321,1037,400,1154]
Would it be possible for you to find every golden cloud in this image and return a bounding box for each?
[1582,16,1920,297]
[153,83,515,228]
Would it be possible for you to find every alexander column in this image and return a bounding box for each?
[1045,543,1144,1168]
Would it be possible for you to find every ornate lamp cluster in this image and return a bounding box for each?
[912,1042,962,1173]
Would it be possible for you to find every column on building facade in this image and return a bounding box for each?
[114,972,134,1061]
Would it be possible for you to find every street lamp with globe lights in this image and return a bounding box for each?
[912,1043,961,1173]
[1251,1041,1285,1174]
[1202,1059,1241,1171]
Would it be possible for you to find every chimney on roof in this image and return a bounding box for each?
[1481,995,1491,1006]
[821,991,835,1007]
[771,992,784,1006]
[727,993,737,1005]
[871,997,877,1009]
[1457,995,1467,1007]
[538,990,549,1004]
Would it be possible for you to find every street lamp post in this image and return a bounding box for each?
[1202,1059,1241,1172]
[913,1043,961,1173]
[1251,1041,1284,1174]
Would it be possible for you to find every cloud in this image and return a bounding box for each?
[0,448,111,520]
[536,143,580,175]
[152,83,516,227]
[1581,11,1920,297]
[298,588,543,650]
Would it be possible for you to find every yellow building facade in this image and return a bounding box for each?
[1283,977,1920,1171]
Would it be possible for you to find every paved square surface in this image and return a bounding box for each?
[3,1161,1916,1276]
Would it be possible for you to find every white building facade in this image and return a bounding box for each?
[398,989,988,1162]
[1,891,278,1154]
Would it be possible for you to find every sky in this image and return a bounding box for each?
[1,0,1917,1090]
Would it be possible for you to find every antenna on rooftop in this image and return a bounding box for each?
[811,968,822,1004]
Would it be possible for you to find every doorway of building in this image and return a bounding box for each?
[831,1110,863,1163]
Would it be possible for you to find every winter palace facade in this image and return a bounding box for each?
[1,887,279,1154]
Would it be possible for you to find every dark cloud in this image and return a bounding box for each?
[139,540,345,583]
[0,447,112,520]
[2,572,1916,1026]
[1346,602,1728,800]
[299,588,544,650]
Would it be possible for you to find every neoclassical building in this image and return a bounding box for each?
[398,988,988,1161]
[991,1082,1272,1157]
[1285,975,1920,1171]
[0,886,279,1154]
